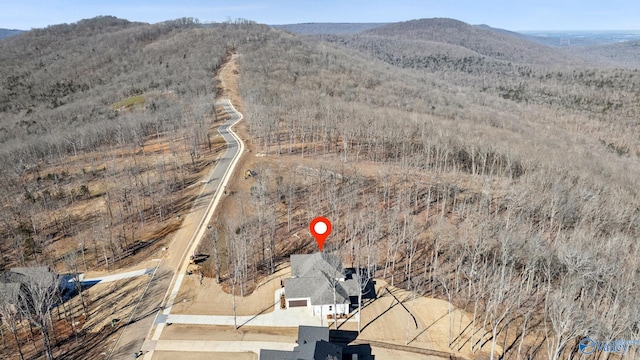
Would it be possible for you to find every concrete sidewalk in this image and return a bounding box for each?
[151,339,295,353]
[142,288,358,358]
[77,268,154,284]
[165,307,322,327]
[166,287,316,327]
[163,288,357,328]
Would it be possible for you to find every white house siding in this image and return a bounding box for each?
[312,303,350,317]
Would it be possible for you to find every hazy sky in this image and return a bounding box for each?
[2,0,638,31]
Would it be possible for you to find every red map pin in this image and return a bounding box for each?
[310,217,332,251]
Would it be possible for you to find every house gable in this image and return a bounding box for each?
[291,253,344,280]
[285,253,359,308]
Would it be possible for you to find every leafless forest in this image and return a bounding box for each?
[0,17,256,270]
[2,16,640,359]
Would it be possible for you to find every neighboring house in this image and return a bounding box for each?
[0,266,60,308]
[0,266,59,288]
[1,267,58,283]
[0,282,21,312]
[284,253,359,318]
[260,325,373,360]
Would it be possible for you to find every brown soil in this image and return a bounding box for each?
[153,352,256,360]
[170,272,495,359]
[6,101,229,277]
[337,279,496,360]
[217,53,244,113]
[160,324,297,342]
[370,347,449,360]
[161,52,496,360]
[171,265,290,316]
[0,272,154,359]
[83,275,152,333]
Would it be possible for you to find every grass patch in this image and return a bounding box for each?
[111,94,145,110]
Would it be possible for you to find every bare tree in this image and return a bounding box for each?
[327,277,339,330]
[20,269,59,360]
[0,284,25,360]
[208,227,221,283]
[544,283,588,360]
[355,267,372,334]
[485,265,516,360]
[63,252,88,318]
[231,260,239,330]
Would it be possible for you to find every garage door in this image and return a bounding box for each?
[288,299,308,307]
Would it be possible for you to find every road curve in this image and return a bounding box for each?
[109,99,245,359]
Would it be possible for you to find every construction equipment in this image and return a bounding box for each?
[244,169,256,179]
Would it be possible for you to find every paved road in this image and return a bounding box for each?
[162,99,245,313]
[108,100,245,359]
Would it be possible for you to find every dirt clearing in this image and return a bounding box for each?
[159,324,297,342]
[336,279,496,359]
[171,265,290,316]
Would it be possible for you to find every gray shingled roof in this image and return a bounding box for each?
[0,267,59,308]
[260,340,342,360]
[0,282,21,303]
[0,270,26,284]
[285,254,359,306]
[291,253,344,279]
[297,339,342,360]
[298,325,329,345]
[259,326,373,360]
[259,349,297,360]
[2,267,57,286]
[285,277,314,299]
[10,266,55,279]
[341,278,359,298]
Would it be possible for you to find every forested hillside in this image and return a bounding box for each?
[571,39,640,67]
[228,19,640,359]
[1,16,216,164]
[2,15,640,359]
[271,22,386,34]
[0,17,270,273]
[0,17,281,359]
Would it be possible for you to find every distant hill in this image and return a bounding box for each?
[572,39,640,67]
[362,18,575,65]
[0,28,23,39]
[0,15,246,157]
[271,22,387,35]
[473,24,605,48]
[474,25,640,66]
[473,24,525,38]
[29,16,145,39]
[473,24,557,46]
[519,30,640,47]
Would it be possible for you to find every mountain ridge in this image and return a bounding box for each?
[0,28,23,39]
[570,38,640,67]
[362,18,574,64]
[271,22,387,34]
